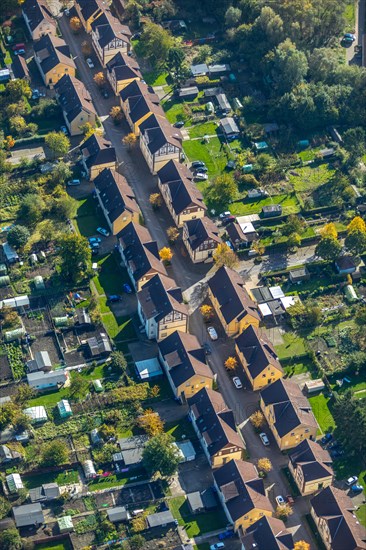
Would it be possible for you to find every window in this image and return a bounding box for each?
[230,448,233,453]
[290,432,295,436]
[160,333,167,338]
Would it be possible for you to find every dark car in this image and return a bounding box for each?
[218,530,235,540]
[191,161,206,169]
[286,495,295,506]
[108,294,122,302]
[222,215,236,225]
[203,342,212,355]
[321,433,333,445]
[123,283,133,294]
[174,121,185,128]
[101,89,109,98]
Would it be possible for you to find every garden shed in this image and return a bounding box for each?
[304,379,326,394]
[107,506,130,523]
[57,399,72,418]
[6,473,24,493]
[54,316,70,327]
[2,242,19,263]
[58,515,73,533]
[344,284,358,302]
[254,141,269,152]
[83,459,97,479]
[34,275,45,290]
[174,440,196,462]
[205,102,214,114]
[178,86,198,100]
[0,295,30,310]
[4,328,25,342]
[135,357,163,380]
[0,276,10,287]
[93,379,103,392]
[23,406,48,424]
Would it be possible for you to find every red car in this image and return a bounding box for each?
[12,43,25,51]
[286,495,295,506]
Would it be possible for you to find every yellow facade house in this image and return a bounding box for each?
[158,331,213,402]
[22,0,57,41]
[207,266,260,337]
[213,460,273,532]
[288,439,333,496]
[34,34,76,88]
[235,325,284,391]
[54,74,97,136]
[120,80,165,136]
[188,388,245,468]
[183,217,221,264]
[139,114,182,175]
[260,378,318,451]
[106,52,142,95]
[80,134,117,181]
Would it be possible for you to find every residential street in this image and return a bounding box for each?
[58,15,318,546]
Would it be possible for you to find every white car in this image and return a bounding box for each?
[207,326,218,341]
[86,58,94,69]
[194,172,208,181]
[210,544,225,550]
[67,179,81,186]
[275,495,285,506]
[232,377,242,389]
[346,476,358,486]
[259,432,270,446]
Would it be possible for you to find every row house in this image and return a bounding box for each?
[120,80,164,135]
[260,378,318,451]
[241,516,294,550]
[94,168,140,235]
[54,74,97,136]
[158,330,213,402]
[22,0,56,40]
[106,52,142,95]
[139,114,182,175]
[207,266,260,337]
[235,324,284,391]
[75,0,106,33]
[80,133,117,180]
[157,160,206,227]
[118,222,167,291]
[288,439,333,496]
[213,459,273,532]
[188,387,245,468]
[137,273,188,341]
[91,8,131,67]
[183,216,221,263]
[34,34,76,88]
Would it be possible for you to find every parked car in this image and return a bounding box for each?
[286,495,295,506]
[60,125,68,134]
[12,43,25,51]
[174,121,185,128]
[101,89,109,98]
[321,433,333,445]
[259,432,270,446]
[343,33,356,42]
[275,495,285,506]
[96,227,110,237]
[194,172,208,181]
[191,160,206,169]
[108,295,122,303]
[123,283,133,294]
[203,342,212,355]
[210,544,225,550]
[86,58,94,68]
[14,49,25,55]
[330,448,345,458]
[222,215,236,226]
[207,326,218,341]
[351,484,364,493]
[218,530,234,540]
[232,376,242,389]
[67,179,81,186]
[346,476,358,486]
[88,237,102,244]
[219,211,231,219]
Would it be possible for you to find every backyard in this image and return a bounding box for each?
[23,469,79,489]
[183,136,231,179]
[230,192,301,216]
[169,496,227,538]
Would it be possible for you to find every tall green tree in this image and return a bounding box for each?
[165,46,187,85]
[40,440,69,466]
[142,432,180,478]
[7,225,30,249]
[45,131,70,159]
[18,194,46,226]
[138,22,173,68]
[58,233,91,283]
[266,39,308,94]
[315,236,342,261]
[0,528,22,550]
[205,173,237,210]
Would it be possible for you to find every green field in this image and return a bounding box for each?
[188,122,220,139]
[308,393,336,434]
[35,542,72,550]
[288,164,335,194]
[275,332,307,360]
[169,496,227,538]
[24,469,79,489]
[230,193,301,216]
[92,253,130,296]
[183,136,230,178]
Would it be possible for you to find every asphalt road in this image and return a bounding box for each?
[58,15,318,546]
[346,0,365,65]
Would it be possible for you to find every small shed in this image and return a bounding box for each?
[23,406,48,424]
[178,86,199,100]
[304,379,326,394]
[90,428,102,445]
[243,164,253,174]
[0,264,7,276]
[86,333,112,357]
[289,267,310,284]
[262,204,282,218]
[54,316,70,327]
[187,492,204,513]
[205,101,214,114]
[135,357,163,380]
[6,473,24,493]
[254,141,269,152]
[13,503,44,528]
[220,117,239,139]
[297,139,310,149]
[146,510,176,529]
[344,284,358,303]
[83,459,97,479]
[335,256,356,274]
[0,276,10,287]
[232,97,243,110]
[75,308,91,326]
[0,295,30,310]
[216,93,231,113]
[58,515,73,533]
[29,253,38,265]
[34,275,45,290]
[190,63,208,77]
[93,379,103,392]
[208,64,230,76]
[174,440,196,463]
[107,506,130,523]
[4,328,25,342]
[2,242,19,263]
[57,399,72,418]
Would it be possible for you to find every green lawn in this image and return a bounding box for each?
[308,393,336,434]
[166,419,196,440]
[169,496,227,538]
[35,542,72,550]
[275,332,307,360]
[88,471,148,491]
[74,196,108,237]
[24,470,79,489]
[183,136,230,178]
[73,362,111,381]
[356,504,366,527]
[28,386,70,407]
[344,1,355,31]
[230,193,301,216]
[143,70,169,87]
[92,253,130,296]
[102,313,135,341]
[284,356,317,378]
[288,164,335,194]
[188,122,220,139]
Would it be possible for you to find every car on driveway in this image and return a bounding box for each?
[210,544,225,550]
[174,121,185,128]
[351,484,363,493]
[14,49,25,55]
[60,125,68,134]
[67,179,81,186]
[207,326,218,340]
[321,433,332,445]
[275,495,285,506]
[194,172,208,181]
[88,237,102,244]
[123,283,133,294]
[259,432,270,446]
[108,294,122,303]
[203,342,212,355]
[96,227,110,237]
[86,58,94,68]
[191,161,206,169]
[232,377,242,389]
[346,476,358,486]
[286,495,295,506]
[222,215,236,226]
[343,33,356,42]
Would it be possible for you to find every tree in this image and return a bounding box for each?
[4,135,15,150]
[142,433,180,478]
[149,193,163,209]
[200,305,214,322]
[69,372,89,400]
[0,528,22,550]
[138,22,173,68]
[122,133,138,150]
[320,222,338,240]
[159,247,173,263]
[110,351,127,374]
[276,503,293,520]
[52,194,75,221]
[0,497,11,520]
[205,173,237,208]
[58,233,91,282]
[40,440,69,466]
[287,301,322,330]
[347,216,366,234]
[294,541,310,550]
[129,534,145,549]
[282,215,303,236]
[137,409,164,436]
[0,307,19,329]
[266,39,308,94]
[50,161,72,186]
[70,16,82,33]
[93,72,106,87]
[14,384,35,405]
[213,243,238,269]
[19,194,46,226]
[315,236,342,261]
[167,226,179,244]
[225,357,238,371]
[345,230,366,255]
[6,79,31,100]
[250,411,265,429]
[81,40,92,56]
[343,127,366,165]
[225,6,242,27]
[110,106,124,123]
[165,46,186,84]
[9,115,27,136]
[257,457,272,473]
[7,225,30,249]
[45,131,70,158]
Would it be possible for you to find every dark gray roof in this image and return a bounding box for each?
[87,333,111,356]
[77,0,104,22]
[242,516,294,550]
[91,8,131,49]
[34,34,75,75]
[139,114,182,154]
[12,55,30,80]
[80,134,116,169]
[251,287,273,304]
[147,510,175,528]
[184,217,220,250]
[158,331,213,388]
[118,434,149,451]
[188,388,244,456]
[118,222,167,282]
[106,52,141,81]
[288,439,333,482]
[94,168,139,223]
[137,274,188,322]
[207,266,260,325]
[22,0,55,32]
[157,160,206,215]
[235,325,283,380]
[336,256,356,271]
[55,74,96,123]
[311,486,366,550]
